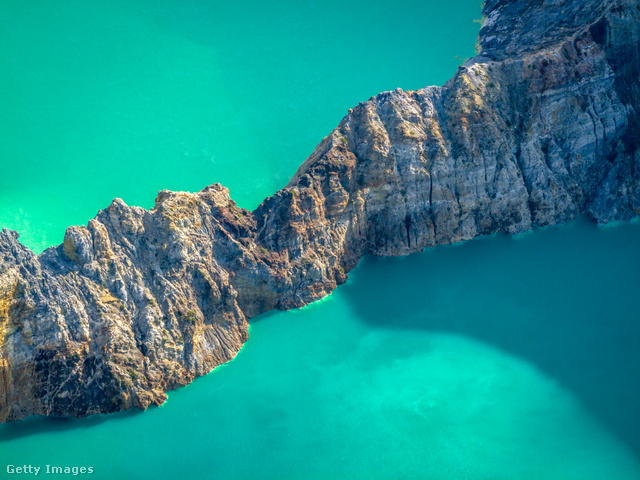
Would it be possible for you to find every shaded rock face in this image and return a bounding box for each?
[1,0,638,422]
[0,188,250,420]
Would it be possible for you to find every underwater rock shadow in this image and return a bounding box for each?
[340,219,640,456]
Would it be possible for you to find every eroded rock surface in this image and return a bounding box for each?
[1,0,638,421]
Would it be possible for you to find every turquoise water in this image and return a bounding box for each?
[0,0,479,253]
[2,1,640,478]
[1,218,640,479]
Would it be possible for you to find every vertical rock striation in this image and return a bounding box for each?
[1,0,638,422]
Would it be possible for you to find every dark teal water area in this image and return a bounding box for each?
[1,0,640,478]
[1,218,640,479]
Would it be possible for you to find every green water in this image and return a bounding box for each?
[0,0,479,253]
[1,218,640,479]
[2,0,640,479]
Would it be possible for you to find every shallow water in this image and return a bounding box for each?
[2,0,640,478]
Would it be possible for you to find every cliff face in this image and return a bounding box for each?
[1,0,638,422]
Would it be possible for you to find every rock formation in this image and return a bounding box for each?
[1,0,638,422]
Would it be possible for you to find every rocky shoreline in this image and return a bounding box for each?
[1,0,639,422]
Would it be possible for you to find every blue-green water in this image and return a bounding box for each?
[0,0,479,253]
[1,218,640,479]
[2,0,640,478]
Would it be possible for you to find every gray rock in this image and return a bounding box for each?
[1,0,638,422]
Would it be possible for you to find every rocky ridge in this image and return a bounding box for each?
[1,0,639,422]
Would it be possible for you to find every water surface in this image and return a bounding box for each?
[0,0,480,252]
[1,1,639,478]
[1,218,639,479]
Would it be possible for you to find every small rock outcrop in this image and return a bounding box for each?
[1,0,638,422]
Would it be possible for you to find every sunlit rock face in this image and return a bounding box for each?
[1,0,639,422]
